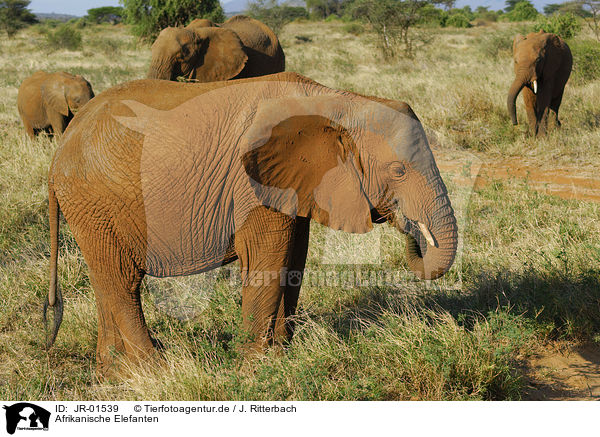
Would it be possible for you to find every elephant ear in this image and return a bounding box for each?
[241,96,373,234]
[193,28,248,81]
[513,34,525,53]
[41,79,68,116]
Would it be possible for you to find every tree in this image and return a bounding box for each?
[305,0,350,18]
[506,0,539,20]
[580,0,600,40]
[544,1,591,16]
[505,0,523,11]
[246,0,308,34]
[350,0,431,57]
[86,6,124,24]
[120,0,225,39]
[432,0,455,11]
[0,0,37,38]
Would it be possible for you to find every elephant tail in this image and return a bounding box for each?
[43,184,63,349]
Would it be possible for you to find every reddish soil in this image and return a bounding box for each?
[436,157,600,203]
[523,343,600,400]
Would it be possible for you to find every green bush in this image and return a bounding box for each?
[569,40,600,83]
[505,1,539,21]
[478,30,514,57]
[343,22,364,35]
[121,0,224,39]
[532,12,581,39]
[45,24,82,51]
[446,13,472,28]
[418,3,448,27]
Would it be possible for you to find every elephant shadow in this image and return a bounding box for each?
[305,265,600,341]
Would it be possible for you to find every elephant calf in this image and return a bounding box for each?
[507,31,572,136]
[147,15,285,82]
[46,72,457,373]
[17,71,95,138]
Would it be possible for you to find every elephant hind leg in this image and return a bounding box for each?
[81,238,155,375]
[550,91,565,128]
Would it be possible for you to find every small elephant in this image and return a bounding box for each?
[147,15,285,82]
[46,72,457,373]
[17,71,95,138]
[507,31,572,136]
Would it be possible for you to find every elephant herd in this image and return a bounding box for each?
[12,15,573,374]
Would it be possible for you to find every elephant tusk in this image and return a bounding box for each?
[418,222,437,248]
[533,80,537,94]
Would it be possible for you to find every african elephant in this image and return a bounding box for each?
[45,72,457,373]
[147,15,285,82]
[17,71,94,138]
[507,31,572,136]
[186,18,217,30]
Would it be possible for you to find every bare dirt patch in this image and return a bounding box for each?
[523,343,600,400]
[435,151,600,203]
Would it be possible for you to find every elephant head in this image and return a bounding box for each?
[507,31,566,125]
[147,26,248,82]
[241,94,458,279]
[41,73,94,117]
[186,18,218,31]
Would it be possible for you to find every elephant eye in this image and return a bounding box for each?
[390,162,407,178]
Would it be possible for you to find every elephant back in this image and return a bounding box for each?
[222,15,285,74]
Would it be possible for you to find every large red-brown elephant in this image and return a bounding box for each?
[45,72,457,373]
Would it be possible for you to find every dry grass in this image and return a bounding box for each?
[0,20,599,400]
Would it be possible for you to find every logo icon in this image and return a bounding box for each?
[3,403,50,434]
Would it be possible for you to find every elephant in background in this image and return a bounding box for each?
[147,15,285,82]
[46,72,457,373]
[507,31,572,136]
[17,71,94,138]
[186,18,217,30]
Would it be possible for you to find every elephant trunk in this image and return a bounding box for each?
[148,57,174,80]
[399,178,458,280]
[507,76,526,126]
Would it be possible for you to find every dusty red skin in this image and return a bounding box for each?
[47,72,457,374]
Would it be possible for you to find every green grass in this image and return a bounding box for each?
[0,21,599,400]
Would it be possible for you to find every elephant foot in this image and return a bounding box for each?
[96,342,161,381]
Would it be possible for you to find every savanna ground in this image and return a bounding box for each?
[0,19,599,400]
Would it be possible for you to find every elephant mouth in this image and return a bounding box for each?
[372,207,436,254]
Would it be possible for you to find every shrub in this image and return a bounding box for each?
[446,13,472,27]
[478,30,514,58]
[45,24,82,51]
[569,39,600,83]
[343,22,364,35]
[505,1,539,21]
[246,0,308,34]
[532,12,581,39]
[89,37,123,55]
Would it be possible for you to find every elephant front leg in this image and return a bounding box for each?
[48,112,66,136]
[522,88,537,136]
[274,216,310,342]
[234,207,297,352]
